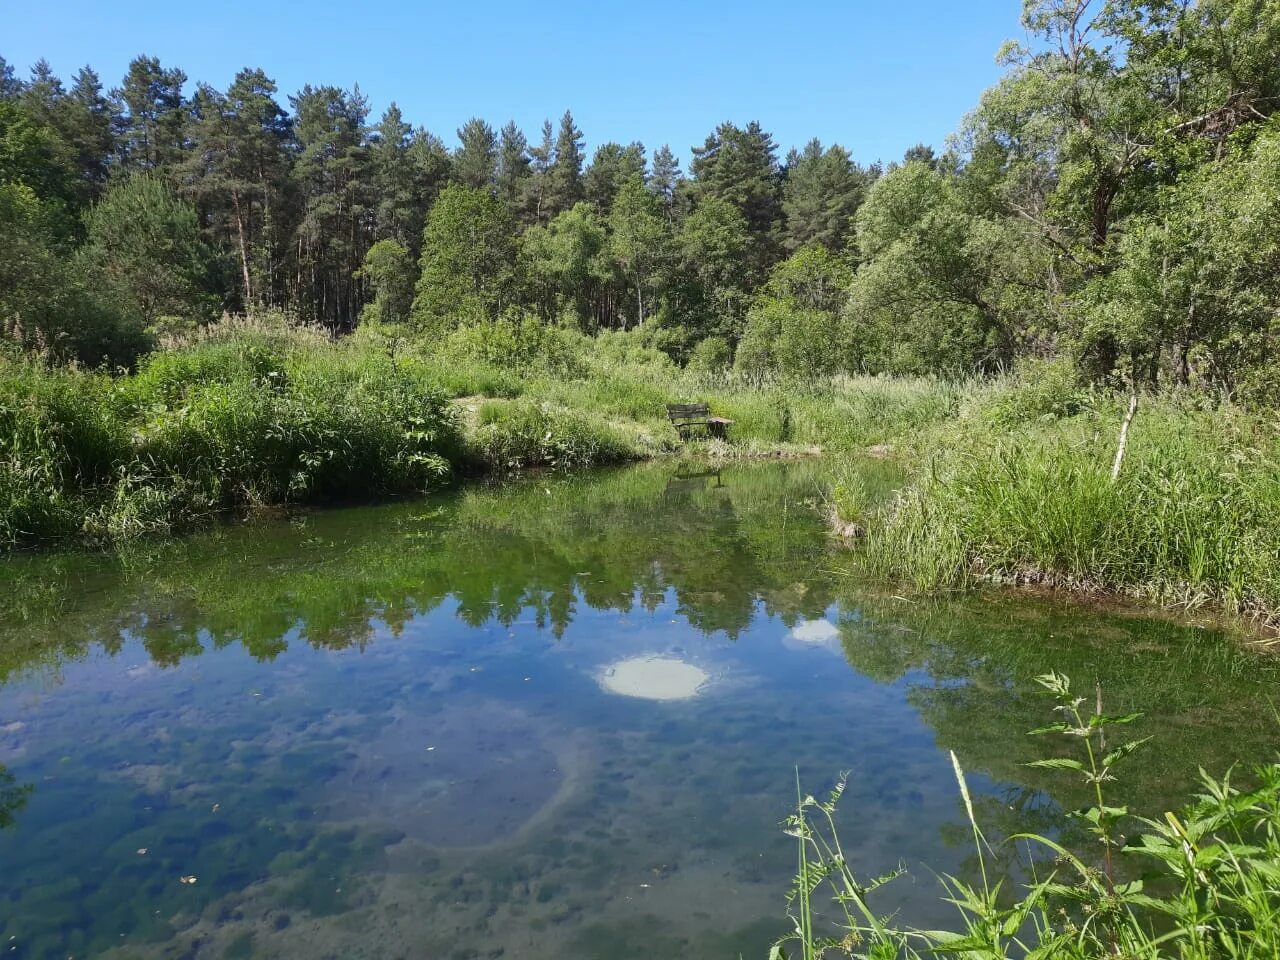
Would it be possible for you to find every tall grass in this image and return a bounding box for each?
[857,393,1280,625]
[776,673,1280,959]
[1,323,467,545]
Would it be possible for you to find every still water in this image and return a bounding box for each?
[0,461,1276,959]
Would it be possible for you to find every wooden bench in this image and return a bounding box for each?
[666,403,734,440]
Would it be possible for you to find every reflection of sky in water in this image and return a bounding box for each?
[0,461,1275,960]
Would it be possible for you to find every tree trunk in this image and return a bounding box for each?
[231,189,254,315]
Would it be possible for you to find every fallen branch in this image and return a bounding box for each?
[1111,388,1139,481]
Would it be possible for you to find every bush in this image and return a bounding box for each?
[466,399,640,471]
[686,336,732,373]
[736,299,842,382]
[437,315,587,380]
[0,362,129,545]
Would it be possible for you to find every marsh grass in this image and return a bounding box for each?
[857,393,1280,625]
[776,672,1280,960]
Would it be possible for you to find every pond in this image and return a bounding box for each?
[0,460,1277,959]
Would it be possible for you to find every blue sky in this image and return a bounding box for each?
[5,0,1021,167]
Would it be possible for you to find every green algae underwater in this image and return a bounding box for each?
[0,460,1277,959]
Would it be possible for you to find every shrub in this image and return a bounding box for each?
[466,399,640,471]
[0,362,128,546]
[686,336,732,373]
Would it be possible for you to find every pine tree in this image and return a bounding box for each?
[522,118,556,225]
[20,60,64,128]
[290,84,371,328]
[77,172,218,328]
[689,121,781,266]
[407,126,451,224]
[370,103,418,246]
[546,109,584,217]
[59,67,115,197]
[453,117,497,189]
[584,141,645,214]
[179,69,291,312]
[496,120,531,215]
[0,57,22,99]
[781,139,869,252]
[648,144,681,221]
[112,56,188,173]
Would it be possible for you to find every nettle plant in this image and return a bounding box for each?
[775,673,1280,960]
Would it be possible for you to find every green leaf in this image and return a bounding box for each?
[1102,737,1152,768]
[1025,758,1085,771]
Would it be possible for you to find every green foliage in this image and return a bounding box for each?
[410,184,519,331]
[466,398,639,471]
[737,300,841,382]
[0,360,128,546]
[686,336,731,373]
[438,314,585,379]
[859,394,1280,624]
[846,162,1037,376]
[77,172,220,332]
[737,246,852,381]
[0,181,143,365]
[0,329,461,546]
[521,202,613,327]
[5,10,1280,393]
[776,673,1280,960]
[781,139,871,253]
[676,196,755,341]
[355,238,415,325]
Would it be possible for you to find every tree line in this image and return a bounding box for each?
[2,0,1279,398]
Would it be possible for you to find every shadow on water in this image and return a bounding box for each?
[0,458,1277,958]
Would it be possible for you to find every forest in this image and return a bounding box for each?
[2,0,1277,388]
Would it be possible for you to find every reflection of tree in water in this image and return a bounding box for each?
[0,461,835,678]
[836,588,1280,864]
[0,765,32,830]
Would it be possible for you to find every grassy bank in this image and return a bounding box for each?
[8,317,1279,635]
[0,317,956,549]
[834,366,1280,628]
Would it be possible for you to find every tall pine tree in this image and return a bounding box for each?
[545,109,584,217]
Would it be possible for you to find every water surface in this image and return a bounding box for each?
[0,461,1276,959]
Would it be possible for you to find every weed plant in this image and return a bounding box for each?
[776,672,1280,959]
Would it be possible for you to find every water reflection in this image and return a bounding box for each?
[0,460,1276,959]
[0,462,835,673]
[0,763,32,829]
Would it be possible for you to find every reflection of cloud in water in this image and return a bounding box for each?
[785,618,842,652]
[599,657,709,701]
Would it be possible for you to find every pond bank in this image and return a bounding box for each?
[825,390,1280,637]
[7,325,1279,641]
